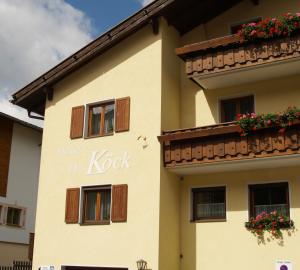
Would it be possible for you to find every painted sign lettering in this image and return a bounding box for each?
[87,150,130,175]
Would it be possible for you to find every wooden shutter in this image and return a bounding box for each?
[65,188,80,223]
[115,97,130,132]
[111,184,128,222]
[0,116,13,197]
[28,233,35,261]
[70,106,85,139]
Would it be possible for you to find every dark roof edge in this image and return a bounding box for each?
[0,112,43,132]
[12,0,174,108]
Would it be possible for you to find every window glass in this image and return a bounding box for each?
[192,187,226,220]
[85,191,97,221]
[90,106,102,136]
[240,97,253,115]
[104,104,115,134]
[250,183,289,218]
[221,95,254,122]
[222,100,236,122]
[100,190,111,221]
[6,207,21,226]
[88,102,114,137]
[83,187,111,223]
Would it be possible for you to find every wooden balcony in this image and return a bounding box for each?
[176,34,300,89]
[158,122,300,173]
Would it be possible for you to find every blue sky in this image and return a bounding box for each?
[66,0,145,37]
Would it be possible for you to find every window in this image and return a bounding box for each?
[230,17,262,34]
[83,186,111,224]
[192,186,226,221]
[0,205,2,224]
[87,102,115,137]
[249,182,290,218]
[6,207,22,226]
[220,95,254,123]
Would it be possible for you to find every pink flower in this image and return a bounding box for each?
[296,13,300,17]
[248,22,257,27]
[280,218,285,223]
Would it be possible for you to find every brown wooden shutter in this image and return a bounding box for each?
[28,233,35,261]
[65,188,80,223]
[111,184,128,222]
[0,116,13,197]
[115,97,130,132]
[70,106,85,139]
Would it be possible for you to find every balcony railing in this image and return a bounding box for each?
[176,33,300,88]
[158,122,300,168]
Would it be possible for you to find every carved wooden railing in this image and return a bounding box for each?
[158,122,300,168]
[176,34,300,78]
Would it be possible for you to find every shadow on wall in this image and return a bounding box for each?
[180,74,219,128]
[47,23,161,109]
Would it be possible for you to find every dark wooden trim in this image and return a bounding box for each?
[64,266,128,270]
[248,182,290,219]
[192,186,226,221]
[158,124,240,143]
[65,188,80,224]
[0,116,13,197]
[151,17,159,35]
[175,34,241,57]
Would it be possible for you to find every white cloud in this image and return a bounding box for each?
[0,0,93,126]
[139,0,155,7]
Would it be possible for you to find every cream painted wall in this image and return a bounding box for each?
[181,0,300,45]
[180,166,300,270]
[33,25,163,270]
[0,242,28,265]
[0,123,41,245]
[159,20,181,270]
[179,0,300,128]
[195,74,300,127]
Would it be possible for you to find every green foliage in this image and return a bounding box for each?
[245,211,294,240]
[236,106,300,136]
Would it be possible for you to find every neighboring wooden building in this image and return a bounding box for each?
[0,112,42,265]
[11,1,300,270]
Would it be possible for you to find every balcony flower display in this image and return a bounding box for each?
[239,12,300,42]
[236,106,300,136]
[245,211,294,239]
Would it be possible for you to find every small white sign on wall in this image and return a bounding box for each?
[276,261,292,270]
[39,266,54,270]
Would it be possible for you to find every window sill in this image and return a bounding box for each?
[85,132,114,140]
[81,220,111,226]
[191,218,227,223]
[5,223,24,228]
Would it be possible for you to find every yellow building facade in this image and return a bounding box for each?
[12,0,300,270]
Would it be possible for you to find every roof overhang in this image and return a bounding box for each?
[11,0,243,116]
